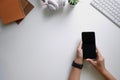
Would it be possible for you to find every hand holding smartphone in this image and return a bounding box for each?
[82,32,97,59]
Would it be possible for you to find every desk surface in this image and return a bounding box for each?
[0,0,120,80]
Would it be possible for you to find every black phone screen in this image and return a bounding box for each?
[82,32,96,59]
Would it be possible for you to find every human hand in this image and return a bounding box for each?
[74,41,83,64]
[86,48,116,80]
[86,48,106,72]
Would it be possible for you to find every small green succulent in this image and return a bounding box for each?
[68,0,79,5]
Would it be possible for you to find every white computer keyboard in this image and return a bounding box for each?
[91,0,120,28]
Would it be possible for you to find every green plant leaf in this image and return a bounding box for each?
[68,0,79,5]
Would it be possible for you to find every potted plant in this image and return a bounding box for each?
[68,0,79,5]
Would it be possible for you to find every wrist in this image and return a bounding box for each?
[72,61,83,69]
[74,58,83,64]
[100,68,116,80]
[97,67,107,74]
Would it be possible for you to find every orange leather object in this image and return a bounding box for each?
[0,0,25,24]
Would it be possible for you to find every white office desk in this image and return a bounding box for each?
[0,0,120,80]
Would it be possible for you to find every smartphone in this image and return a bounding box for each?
[82,32,96,59]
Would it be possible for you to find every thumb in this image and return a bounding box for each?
[86,59,95,65]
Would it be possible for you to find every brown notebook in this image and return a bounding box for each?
[0,0,25,24]
[16,0,34,24]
